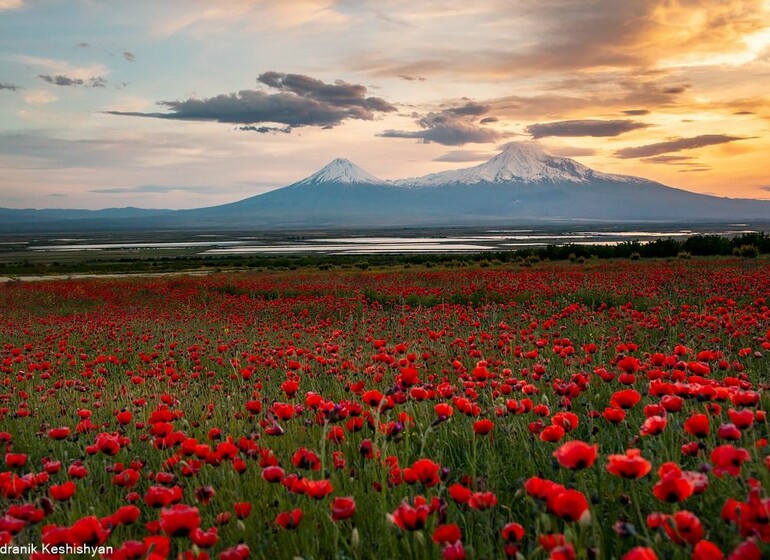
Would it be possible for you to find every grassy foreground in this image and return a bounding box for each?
[1,258,769,559]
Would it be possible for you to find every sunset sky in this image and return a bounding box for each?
[1,0,769,209]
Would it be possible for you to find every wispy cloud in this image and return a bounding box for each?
[433,150,493,162]
[22,90,57,104]
[12,55,109,82]
[90,184,215,194]
[0,82,22,91]
[0,0,23,10]
[615,135,749,159]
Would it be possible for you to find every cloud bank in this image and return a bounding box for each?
[107,72,396,132]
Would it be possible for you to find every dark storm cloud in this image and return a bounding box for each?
[525,119,649,139]
[622,109,650,116]
[445,102,489,116]
[0,82,22,91]
[38,74,107,88]
[107,72,396,131]
[39,74,84,86]
[380,125,503,146]
[615,134,748,159]
[379,103,504,146]
[256,72,396,112]
[238,125,292,133]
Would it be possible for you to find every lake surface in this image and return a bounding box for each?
[12,227,758,255]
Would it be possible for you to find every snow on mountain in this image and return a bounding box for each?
[393,142,642,187]
[294,158,389,186]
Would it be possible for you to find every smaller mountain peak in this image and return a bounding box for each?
[297,158,388,185]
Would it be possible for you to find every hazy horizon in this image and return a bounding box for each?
[1,1,769,210]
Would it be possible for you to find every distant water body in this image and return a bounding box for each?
[27,228,757,255]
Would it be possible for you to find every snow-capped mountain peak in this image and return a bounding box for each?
[394,142,638,187]
[295,158,388,186]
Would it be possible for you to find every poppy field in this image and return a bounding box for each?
[1,258,769,560]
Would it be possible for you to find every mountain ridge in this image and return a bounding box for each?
[1,143,769,232]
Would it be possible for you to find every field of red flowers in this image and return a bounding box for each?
[1,258,769,560]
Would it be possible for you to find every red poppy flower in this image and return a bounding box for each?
[610,389,641,409]
[684,413,710,438]
[403,458,440,487]
[70,515,110,546]
[435,403,454,419]
[550,544,576,560]
[275,508,303,529]
[160,504,200,537]
[553,441,598,470]
[540,425,565,443]
[302,478,334,499]
[692,540,724,560]
[640,415,667,436]
[622,547,658,560]
[662,510,703,545]
[501,521,525,543]
[448,483,472,504]
[144,485,183,508]
[552,412,580,432]
[717,423,742,441]
[473,419,494,435]
[550,489,589,523]
[362,389,384,407]
[653,465,694,503]
[442,541,466,560]
[50,481,76,501]
[261,465,285,483]
[234,502,252,519]
[95,433,122,456]
[48,427,71,440]
[469,491,497,511]
[602,407,626,424]
[728,408,754,430]
[389,497,431,531]
[606,449,652,479]
[5,453,27,468]
[102,505,141,528]
[711,444,750,477]
[433,523,462,545]
[726,539,761,560]
[292,447,321,471]
[190,526,218,548]
[330,497,356,521]
[219,543,250,560]
[67,459,88,478]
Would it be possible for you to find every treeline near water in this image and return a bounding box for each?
[1,232,768,276]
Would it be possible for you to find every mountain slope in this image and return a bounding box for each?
[2,144,769,232]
